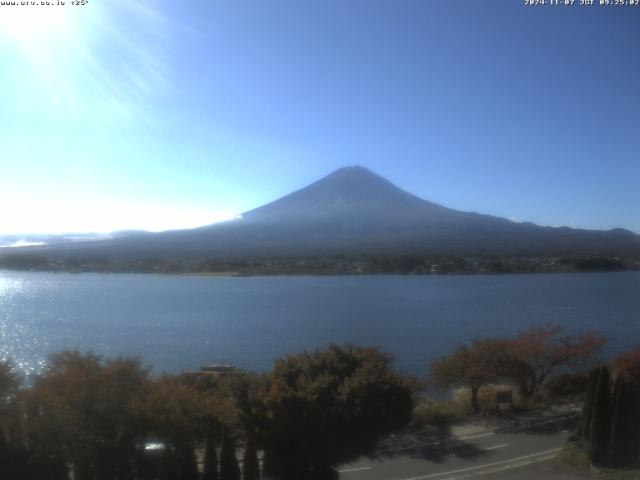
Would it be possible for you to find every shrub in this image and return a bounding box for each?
[412,398,467,427]
[545,372,588,400]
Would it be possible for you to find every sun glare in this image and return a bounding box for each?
[1,0,172,126]
[0,4,70,43]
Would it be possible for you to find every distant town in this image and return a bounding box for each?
[1,253,638,275]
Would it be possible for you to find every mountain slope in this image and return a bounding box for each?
[6,166,640,260]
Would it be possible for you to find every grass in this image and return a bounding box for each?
[558,444,591,471]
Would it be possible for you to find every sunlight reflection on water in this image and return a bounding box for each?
[0,270,638,379]
[0,273,48,376]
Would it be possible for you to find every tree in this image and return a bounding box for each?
[608,373,626,466]
[0,361,29,480]
[145,375,204,480]
[502,324,606,398]
[430,339,503,413]
[613,345,640,383]
[580,368,598,440]
[579,351,640,469]
[609,347,640,467]
[0,361,20,440]
[0,360,20,399]
[261,344,415,480]
[219,430,240,480]
[587,365,611,465]
[226,373,264,480]
[201,430,218,480]
[32,351,150,480]
[242,436,260,480]
[0,361,21,443]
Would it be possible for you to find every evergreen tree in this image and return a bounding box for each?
[219,431,240,480]
[176,444,199,480]
[612,375,640,467]
[626,381,640,467]
[608,374,626,465]
[242,437,260,480]
[580,368,598,441]
[159,448,179,480]
[0,442,30,480]
[611,346,640,467]
[587,365,611,465]
[261,447,283,479]
[202,430,219,480]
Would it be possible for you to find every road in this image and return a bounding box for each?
[338,413,591,480]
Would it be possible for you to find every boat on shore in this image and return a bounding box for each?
[181,362,240,377]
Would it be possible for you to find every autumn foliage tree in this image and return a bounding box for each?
[429,339,505,413]
[613,346,640,383]
[501,324,606,398]
[0,361,26,480]
[145,375,205,480]
[226,374,264,480]
[30,351,151,480]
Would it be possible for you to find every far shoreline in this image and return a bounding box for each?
[1,265,639,278]
[1,251,639,277]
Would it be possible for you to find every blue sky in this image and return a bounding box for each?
[0,0,638,234]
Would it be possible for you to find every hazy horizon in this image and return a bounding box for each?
[1,1,638,235]
[2,164,639,238]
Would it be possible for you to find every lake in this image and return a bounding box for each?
[0,270,638,379]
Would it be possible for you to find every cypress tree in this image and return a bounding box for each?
[616,377,640,467]
[627,381,640,467]
[29,454,68,480]
[1,443,30,480]
[580,368,598,441]
[159,448,179,480]
[133,447,156,480]
[608,374,626,466]
[202,431,218,480]
[176,444,199,480]
[242,437,260,480]
[73,454,94,480]
[261,447,280,479]
[219,431,240,480]
[587,365,611,466]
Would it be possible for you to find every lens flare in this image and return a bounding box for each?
[0,3,70,42]
[0,1,173,126]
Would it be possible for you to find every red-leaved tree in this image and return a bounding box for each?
[502,323,606,398]
[613,346,640,383]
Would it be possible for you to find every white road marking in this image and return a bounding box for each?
[338,466,373,473]
[534,415,575,426]
[483,443,508,451]
[441,454,558,480]
[457,432,495,440]
[401,447,563,480]
[476,455,558,475]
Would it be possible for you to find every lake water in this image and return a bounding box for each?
[0,271,638,379]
